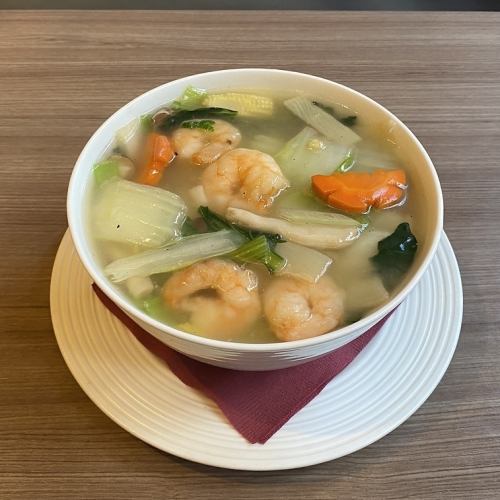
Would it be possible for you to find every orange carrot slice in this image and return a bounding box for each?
[136,133,175,186]
[312,169,407,213]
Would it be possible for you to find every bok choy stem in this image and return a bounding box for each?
[104,230,244,282]
[230,235,285,273]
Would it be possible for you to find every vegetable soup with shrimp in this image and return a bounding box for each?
[88,86,418,343]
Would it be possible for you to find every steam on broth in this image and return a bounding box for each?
[88,87,418,343]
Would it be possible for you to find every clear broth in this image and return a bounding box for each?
[88,88,418,343]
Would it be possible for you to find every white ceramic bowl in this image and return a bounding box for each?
[67,68,443,371]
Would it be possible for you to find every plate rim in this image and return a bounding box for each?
[50,230,463,471]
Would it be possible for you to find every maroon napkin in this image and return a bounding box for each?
[92,284,394,444]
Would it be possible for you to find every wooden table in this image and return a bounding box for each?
[1,10,499,499]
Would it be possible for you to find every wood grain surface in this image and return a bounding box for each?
[0,10,499,500]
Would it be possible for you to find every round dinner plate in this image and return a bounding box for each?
[50,230,462,471]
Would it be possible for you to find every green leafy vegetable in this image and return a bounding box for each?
[336,151,356,172]
[172,86,208,111]
[231,235,269,262]
[139,296,177,323]
[371,222,418,288]
[311,101,334,114]
[198,206,235,232]
[181,119,216,132]
[157,107,237,132]
[262,233,284,251]
[199,206,284,247]
[198,206,285,272]
[140,114,154,132]
[340,115,357,127]
[141,296,164,317]
[230,235,285,273]
[93,159,119,186]
[312,101,358,127]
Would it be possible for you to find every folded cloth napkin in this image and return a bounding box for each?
[92,284,394,444]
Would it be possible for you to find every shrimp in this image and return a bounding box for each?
[263,276,344,342]
[201,148,289,214]
[163,259,261,340]
[171,119,241,166]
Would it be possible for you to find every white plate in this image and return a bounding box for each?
[50,230,462,471]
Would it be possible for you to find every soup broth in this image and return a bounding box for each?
[88,87,418,343]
